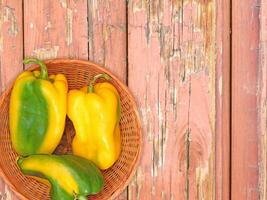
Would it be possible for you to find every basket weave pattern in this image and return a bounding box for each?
[0,59,142,200]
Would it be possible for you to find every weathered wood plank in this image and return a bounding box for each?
[127,0,216,199]
[0,0,23,92]
[215,0,230,199]
[232,0,260,199]
[24,0,88,60]
[259,0,267,199]
[87,1,127,198]
[87,0,127,82]
[0,0,23,199]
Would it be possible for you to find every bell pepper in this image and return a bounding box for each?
[67,74,121,170]
[9,58,68,156]
[17,154,104,200]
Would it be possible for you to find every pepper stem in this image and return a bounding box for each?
[77,195,88,200]
[88,73,112,93]
[23,58,48,80]
[74,192,88,200]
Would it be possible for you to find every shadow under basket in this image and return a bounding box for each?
[0,59,142,200]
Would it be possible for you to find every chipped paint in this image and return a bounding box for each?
[44,21,52,31]
[196,164,209,200]
[136,0,216,81]
[173,87,177,117]
[29,22,34,29]
[129,167,145,200]
[219,76,222,96]
[185,128,191,200]
[103,25,111,41]
[65,8,73,45]
[32,45,59,60]
[59,0,67,9]
[128,0,216,199]
[152,136,159,177]
[139,73,153,142]
[0,184,12,200]
[88,0,98,19]
[161,191,166,200]
[3,6,18,36]
[59,0,73,45]
[140,105,153,142]
[4,184,11,200]
[119,23,126,32]
[132,0,147,13]
[157,102,163,136]
[155,99,168,170]
[0,192,6,199]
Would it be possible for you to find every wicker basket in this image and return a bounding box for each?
[0,59,142,200]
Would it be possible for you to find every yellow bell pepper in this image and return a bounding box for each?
[18,154,104,200]
[67,74,121,170]
[10,58,67,156]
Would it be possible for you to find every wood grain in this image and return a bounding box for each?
[0,0,23,92]
[259,0,267,199]
[24,0,88,60]
[127,0,216,199]
[232,0,260,199]
[215,0,230,199]
[0,0,23,199]
[87,0,127,82]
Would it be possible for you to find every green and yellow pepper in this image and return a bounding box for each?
[67,74,121,170]
[9,58,68,156]
[17,154,104,200]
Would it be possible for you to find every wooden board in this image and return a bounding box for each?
[259,0,267,199]
[127,0,218,199]
[24,0,88,60]
[88,0,127,82]
[231,0,261,199]
[216,0,231,199]
[0,0,23,92]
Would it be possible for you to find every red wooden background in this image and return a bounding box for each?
[0,0,266,200]
[231,0,267,199]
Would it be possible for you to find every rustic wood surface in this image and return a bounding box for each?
[0,0,265,200]
[259,1,267,199]
[216,0,230,199]
[127,0,216,199]
[231,0,261,199]
[232,0,267,199]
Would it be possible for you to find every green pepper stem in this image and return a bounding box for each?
[23,58,48,80]
[74,192,88,200]
[77,195,88,200]
[87,73,112,93]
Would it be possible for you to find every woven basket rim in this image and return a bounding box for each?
[0,58,143,200]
